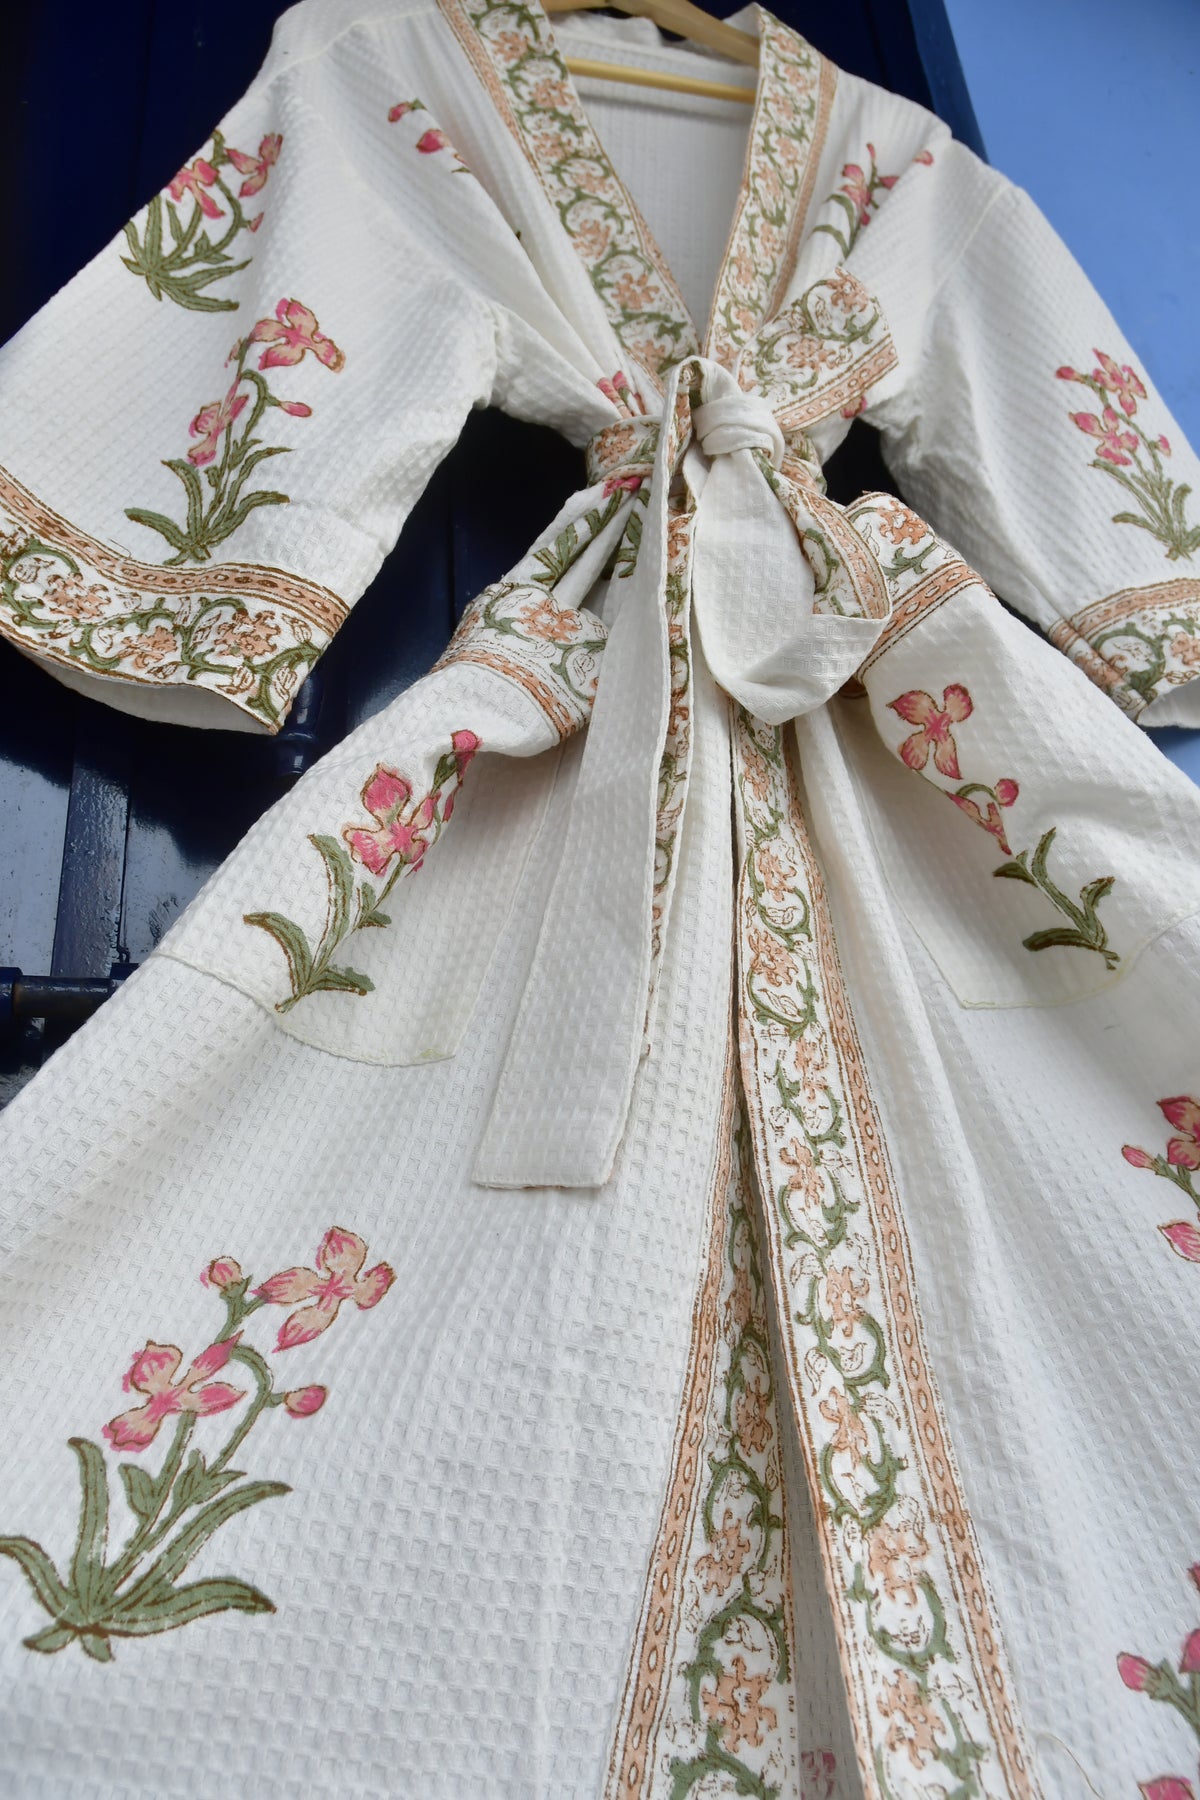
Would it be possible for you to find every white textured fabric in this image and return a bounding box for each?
[2,5,1200,1798]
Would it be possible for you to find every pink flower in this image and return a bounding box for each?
[1117,1652,1155,1690]
[201,1256,244,1291]
[249,298,345,373]
[1159,435,1172,456]
[1121,1144,1156,1168]
[603,473,644,497]
[1180,1628,1200,1672]
[225,133,282,198]
[1070,405,1139,466]
[255,1227,395,1352]
[1160,1220,1200,1262]
[276,399,312,418]
[451,728,480,779]
[1159,1096,1200,1168]
[103,1338,245,1452]
[283,1385,327,1417]
[1091,349,1146,417]
[168,157,223,219]
[1056,366,1083,382]
[187,380,248,467]
[888,684,973,779]
[994,777,1019,807]
[416,127,450,154]
[343,765,438,876]
[912,148,934,166]
[840,160,873,224]
[1140,1783,1197,1800]
[388,99,423,122]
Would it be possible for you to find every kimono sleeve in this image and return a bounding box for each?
[0,6,501,733]
[851,138,1200,727]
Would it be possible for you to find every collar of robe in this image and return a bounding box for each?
[472,267,898,1189]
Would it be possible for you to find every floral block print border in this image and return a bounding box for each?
[706,18,836,372]
[1046,579,1200,721]
[605,1064,800,1799]
[0,462,347,730]
[122,129,282,313]
[439,0,698,381]
[0,1228,392,1662]
[1056,352,1200,563]
[732,707,1035,1796]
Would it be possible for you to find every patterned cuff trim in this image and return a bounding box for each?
[0,463,347,731]
[1047,578,1200,721]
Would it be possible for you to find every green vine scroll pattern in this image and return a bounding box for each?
[122,130,281,313]
[888,682,1119,970]
[1057,351,1200,562]
[670,1120,791,1800]
[0,1228,392,1662]
[245,733,479,1011]
[127,298,344,566]
[735,706,1008,1788]
[1122,1095,1200,1264]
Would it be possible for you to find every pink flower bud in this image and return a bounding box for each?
[994,778,1019,807]
[1190,1564,1200,1593]
[1180,1627,1200,1673]
[277,400,312,417]
[1055,366,1080,381]
[284,1385,327,1417]
[416,128,448,155]
[247,214,263,233]
[1140,1781,1197,1800]
[1159,435,1172,455]
[1160,1220,1200,1262]
[202,1256,244,1290]
[912,148,934,165]
[1121,1144,1155,1169]
[451,729,481,778]
[1116,1652,1154,1690]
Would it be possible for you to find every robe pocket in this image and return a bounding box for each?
[836,573,1200,1008]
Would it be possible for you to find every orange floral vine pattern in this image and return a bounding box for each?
[1122,1096,1200,1263]
[0,1228,393,1662]
[887,680,1120,968]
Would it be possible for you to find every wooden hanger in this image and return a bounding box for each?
[544,0,759,104]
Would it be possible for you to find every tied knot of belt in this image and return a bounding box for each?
[474,268,900,1190]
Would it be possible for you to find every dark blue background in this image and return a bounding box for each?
[0,0,982,1103]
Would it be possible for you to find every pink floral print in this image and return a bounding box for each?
[103,1338,245,1452]
[128,296,344,565]
[226,133,282,197]
[1057,351,1199,560]
[814,141,900,256]
[168,158,223,219]
[250,298,346,372]
[1117,1564,1200,1786]
[1122,1096,1200,1261]
[888,684,972,779]
[886,680,1119,967]
[256,1226,395,1351]
[245,732,481,1011]
[0,1227,392,1661]
[124,128,283,312]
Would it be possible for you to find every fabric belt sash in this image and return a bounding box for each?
[473,269,897,1189]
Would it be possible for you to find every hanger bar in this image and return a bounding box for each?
[562,53,755,101]
[546,0,760,67]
